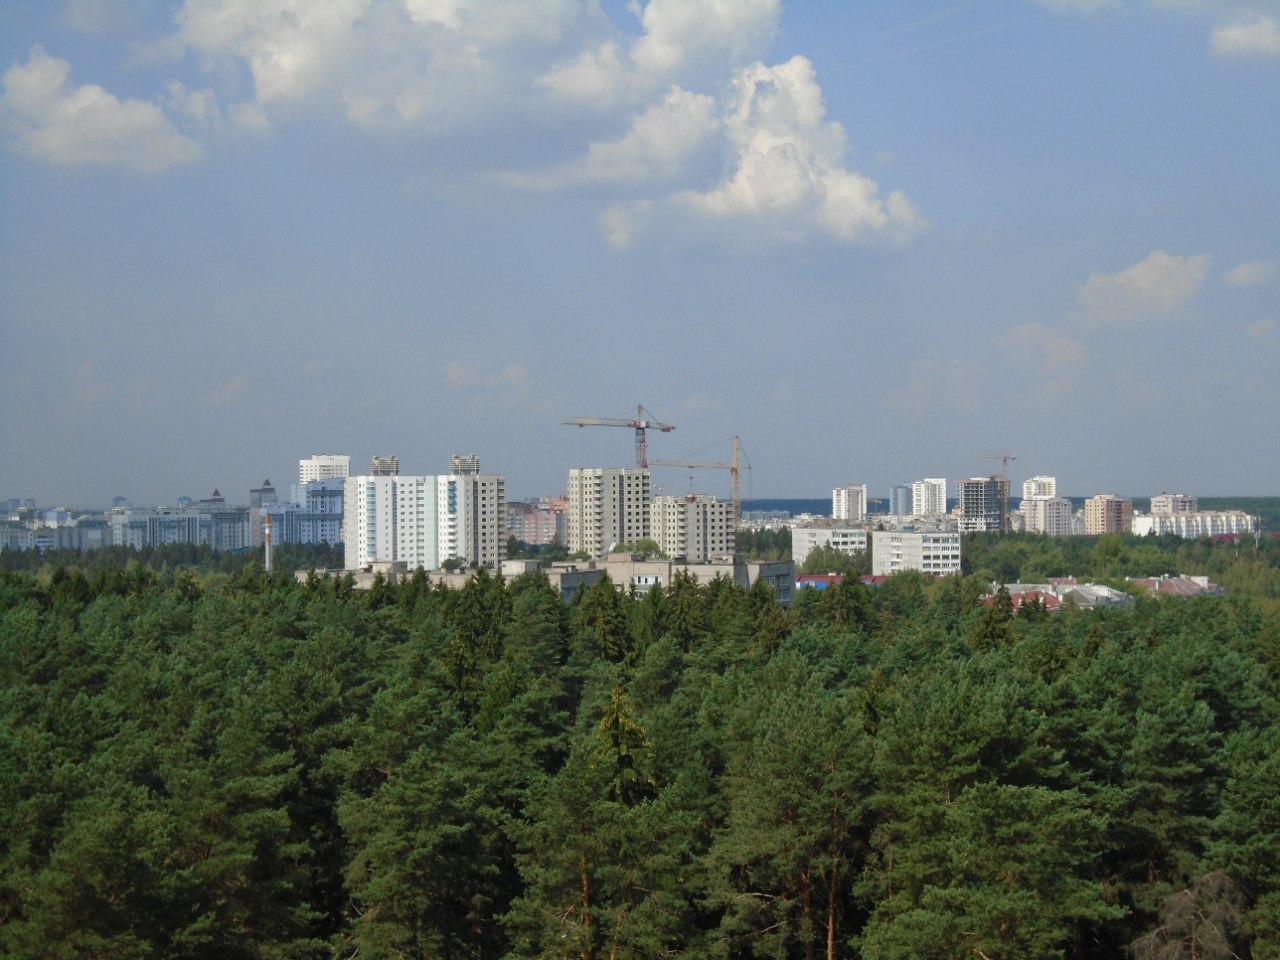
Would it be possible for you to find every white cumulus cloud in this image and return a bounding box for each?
[675,56,925,244]
[0,45,203,171]
[1212,13,1280,58]
[1224,259,1277,287]
[631,0,780,75]
[525,85,718,187]
[1076,249,1211,323]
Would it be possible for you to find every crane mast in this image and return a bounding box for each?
[976,449,1017,533]
[650,436,745,532]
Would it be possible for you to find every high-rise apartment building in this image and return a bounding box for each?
[889,484,913,516]
[1022,476,1057,500]
[299,454,350,485]
[957,476,1008,532]
[343,469,505,571]
[911,478,947,517]
[832,484,868,523]
[369,455,400,477]
[1084,494,1133,535]
[567,468,651,557]
[1150,493,1198,515]
[1021,496,1074,536]
[651,493,735,562]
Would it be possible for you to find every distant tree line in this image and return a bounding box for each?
[2,548,1278,959]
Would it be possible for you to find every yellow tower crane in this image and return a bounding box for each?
[650,436,747,533]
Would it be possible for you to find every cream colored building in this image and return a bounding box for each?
[651,493,734,562]
[567,468,651,557]
[1084,494,1133,535]
[1021,496,1074,536]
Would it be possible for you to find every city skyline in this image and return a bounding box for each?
[2,1,1277,507]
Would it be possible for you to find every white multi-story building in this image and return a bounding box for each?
[453,472,506,569]
[1022,476,1057,500]
[567,468,651,557]
[343,469,505,571]
[792,526,869,567]
[832,484,868,523]
[1150,493,1198,515]
[299,454,351,485]
[1132,510,1256,538]
[651,493,735,562]
[871,530,962,576]
[1021,496,1074,536]
[911,478,947,517]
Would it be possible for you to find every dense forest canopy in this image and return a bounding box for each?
[2,533,1279,959]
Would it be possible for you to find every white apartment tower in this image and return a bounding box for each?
[567,468,651,557]
[343,469,505,571]
[1022,476,1057,500]
[832,484,868,523]
[299,454,350,485]
[911,478,947,517]
[651,494,735,562]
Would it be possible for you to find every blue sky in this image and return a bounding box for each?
[1,0,1277,508]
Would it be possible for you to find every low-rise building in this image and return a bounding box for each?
[791,525,868,567]
[870,530,962,576]
[1131,511,1257,538]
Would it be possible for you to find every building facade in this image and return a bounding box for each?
[957,476,1007,532]
[832,484,868,523]
[1131,510,1256,538]
[791,525,869,568]
[911,477,947,517]
[343,470,505,571]
[651,493,735,562]
[870,530,962,576]
[1084,494,1133,535]
[299,454,351,485]
[889,484,913,516]
[369,455,400,477]
[1021,496,1074,536]
[1150,493,1198,515]
[567,468,651,557]
[1022,476,1057,500]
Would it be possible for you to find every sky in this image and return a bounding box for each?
[1,0,1277,509]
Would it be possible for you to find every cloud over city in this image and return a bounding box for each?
[1076,250,1211,324]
